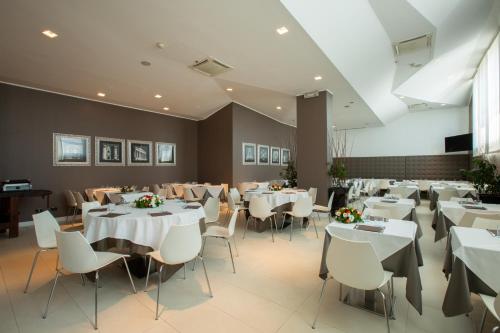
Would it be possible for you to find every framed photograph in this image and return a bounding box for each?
[242,142,256,165]
[53,133,91,166]
[270,146,281,166]
[95,137,125,166]
[281,148,290,166]
[127,140,152,166]
[258,144,270,165]
[156,142,176,166]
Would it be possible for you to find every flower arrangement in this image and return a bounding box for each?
[120,185,134,193]
[135,194,163,208]
[269,184,282,191]
[334,207,363,224]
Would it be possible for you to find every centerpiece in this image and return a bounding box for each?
[134,194,163,208]
[120,185,135,193]
[269,183,282,191]
[334,207,363,224]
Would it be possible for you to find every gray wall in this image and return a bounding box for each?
[232,103,296,185]
[197,104,233,185]
[0,83,198,220]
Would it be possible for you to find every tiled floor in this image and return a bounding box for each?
[0,200,496,332]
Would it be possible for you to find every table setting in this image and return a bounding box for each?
[429,183,477,210]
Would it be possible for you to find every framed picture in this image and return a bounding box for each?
[242,142,256,165]
[270,146,281,166]
[95,137,125,166]
[53,133,91,166]
[258,144,270,165]
[127,140,152,166]
[156,142,176,166]
[281,148,290,166]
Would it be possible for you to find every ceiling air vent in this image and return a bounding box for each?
[393,34,432,61]
[189,57,233,77]
[408,102,429,112]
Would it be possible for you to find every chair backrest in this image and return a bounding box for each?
[73,191,86,208]
[438,189,459,202]
[142,186,150,192]
[327,235,385,290]
[64,190,77,207]
[228,192,237,211]
[249,196,272,220]
[108,193,123,204]
[229,188,241,200]
[85,188,96,202]
[203,197,220,221]
[159,223,202,265]
[81,201,101,231]
[221,183,229,199]
[227,209,238,237]
[327,191,335,210]
[184,188,196,200]
[292,197,313,217]
[470,215,500,229]
[308,188,318,204]
[347,186,354,200]
[363,207,391,219]
[33,211,60,248]
[458,211,500,228]
[152,184,161,194]
[373,203,411,220]
[55,231,98,273]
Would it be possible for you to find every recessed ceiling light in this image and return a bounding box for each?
[141,60,151,66]
[42,30,58,38]
[226,88,233,92]
[154,94,162,99]
[399,96,405,99]
[314,75,322,81]
[163,107,170,111]
[276,106,282,110]
[97,92,106,97]
[156,42,166,49]
[344,105,350,108]
[441,103,446,106]
[276,26,288,35]
[349,101,354,104]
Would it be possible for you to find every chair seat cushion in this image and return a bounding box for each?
[95,251,127,270]
[480,294,500,321]
[204,226,229,238]
[146,250,165,264]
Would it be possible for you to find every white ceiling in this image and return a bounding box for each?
[0,0,380,129]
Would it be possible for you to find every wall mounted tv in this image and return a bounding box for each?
[445,133,472,153]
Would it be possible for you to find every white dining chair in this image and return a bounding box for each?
[458,211,500,228]
[81,201,101,232]
[245,197,278,242]
[64,190,78,224]
[312,235,393,332]
[283,197,314,240]
[478,292,499,333]
[313,191,334,223]
[226,192,248,223]
[152,184,161,194]
[43,231,136,329]
[85,188,97,202]
[204,197,220,224]
[144,223,213,320]
[24,211,60,293]
[229,187,243,205]
[202,209,239,273]
[308,187,318,204]
[184,188,202,202]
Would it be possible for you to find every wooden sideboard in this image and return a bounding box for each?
[0,190,52,238]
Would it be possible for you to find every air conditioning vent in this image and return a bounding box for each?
[408,102,429,111]
[393,34,432,58]
[189,57,233,77]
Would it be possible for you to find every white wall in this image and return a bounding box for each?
[346,107,469,157]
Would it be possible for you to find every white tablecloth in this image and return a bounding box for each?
[243,189,309,209]
[388,185,419,198]
[431,185,477,198]
[438,201,500,226]
[326,219,417,261]
[107,191,153,204]
[364,197,415,212]
[450,227,500,292]
[85,200,205,250]
[172,184,224,198]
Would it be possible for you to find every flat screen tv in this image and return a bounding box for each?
[445,133,472,153]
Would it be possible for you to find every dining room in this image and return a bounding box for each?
[0,1,499,333]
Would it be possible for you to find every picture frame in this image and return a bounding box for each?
[156,142,176,166]
[95,137,125,166]
[281,148,290,166]
[258,144,270,165]
[270,146,281,166]
[53,133,91,166]
[127,140,152,166]
[242,142,256,165]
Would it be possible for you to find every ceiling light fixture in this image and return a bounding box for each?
[163,107,170,111]
[276,26,288,35]
[399,96,405,99]
[276,106,282,110]
[314,75,322,81]
[226,88,233,92]
[154,94,162,99]
[42,30,58,38]
[441,103,446,106]
[97,92,106,97]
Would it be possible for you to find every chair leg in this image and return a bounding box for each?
[122,257,136,294]
[312,278,329,329]
[80,274,86,286]
[290,217,293,241]
[243,216,251,239]
[227,239,236,273]
[281,214,286,231]
[232,235,239,257]
[24,249,42,293]
[377,288,391,333]
[145,256,152,291]
[269,217,275,243]
[312,215,319,238]
[155,264,163,320]
[72,207,77,225]
[339,283,343,301]
[199,256,213,297]
[94,271,99,330]
[43,270,60,319]
[192,238,207,272]
[65,208,70,224]
[479,307,487,333]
